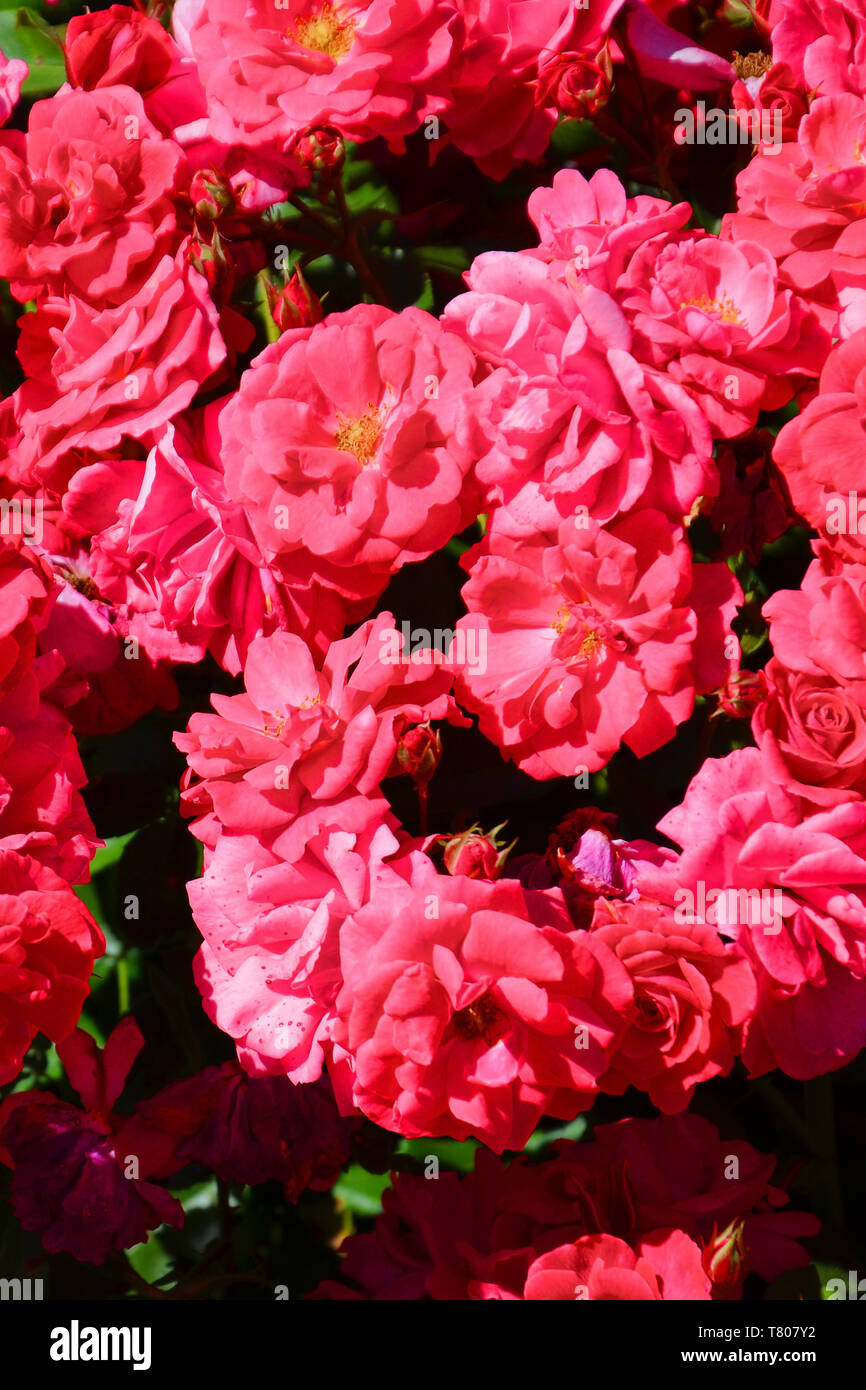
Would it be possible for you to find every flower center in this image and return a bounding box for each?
[679,293,742,325]
[57,564,99,600]
[292,4,356,61]
[551,599,628,667]
[635,994,666,1029]
[334,404,383,466]
[450,992,507,1046]
[731,50,771,81]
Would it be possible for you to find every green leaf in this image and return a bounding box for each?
[524,1117,588,1153]
[0,9,66,97]
[396,1138,478,1173]
[90,831,138,878]
[126,1232,177,1291]
[415,245,470,275]
[344,180,398,217]
[333,1165,392,1217]
[552,118,605,157]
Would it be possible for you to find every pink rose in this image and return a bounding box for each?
[64,6,176,92]
[771,0,866,95]
[762,545,866,687]
[220,303,482,590]
[454,509,740,778]
[591,897,756,1113]
[619,231,829,437]
[11,249,225,489]
[524,1229,711,1300]
[0,86,183,306]
[330,871,633,1151]
[753,658,866,807]
[773,330,866,561]
[724,93,866,328]
[187,0,457,149]
[0,850,104,1085]
[639,749,866,1080]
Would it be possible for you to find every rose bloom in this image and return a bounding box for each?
[771,0,866,95]
[442,234,715,527]
[527,165,691,280]
[637,748,866,1080]
[188,798,407,1082]
[619,231,829,438]
[454,508,740,778]
[0,537,53,696]
[762,544,866,689]
[72,417,305,676]
[315,1111,816,1299]
[175,618,459,1081]
[0,850,104,1085]
[184,0,457,149]
[117,1064,361,1200]
[34,552,179,737]
[0,1020,182,1263]
[219,303,482,594]
[329,871,633,1152]
[590,897,756,1113]
[10,248,225,489]
[773,330,866,563]
[723,93,866,328]
[753,657,866,807]
[730,59,809,145]
[584,1113,819,1288]
[64,5,176,91]
[0,673,99,885]
[524,1229,711,1300]
[0,85,183,306]
[176,615,459,841]
[436,0,622,179]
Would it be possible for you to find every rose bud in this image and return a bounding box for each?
[702,1218,747,1296]
[185,226,233,296]
[64,4,174,92]
[395,721,441,789]
[713,668,767,720]
[439,822,516,881]
[293,126,345,175]
[537,43,613,120]
[265,268,323,334]
[189,168,234,221]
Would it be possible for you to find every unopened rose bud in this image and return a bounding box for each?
[266,268,323,334]
[293,126,345,174]
[186,227,233,295]
[396,721,441,789]
[439,822,516,881]
[189,168,234,221]
[702,1218,747,1293]
[538,43,613,119]
[713,668,767,720]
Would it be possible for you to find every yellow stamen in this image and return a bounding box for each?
[680,293,742,325]
[292,4,356,61]
[335,404,382,467]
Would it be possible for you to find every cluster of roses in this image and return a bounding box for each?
[0,0,861,1296]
